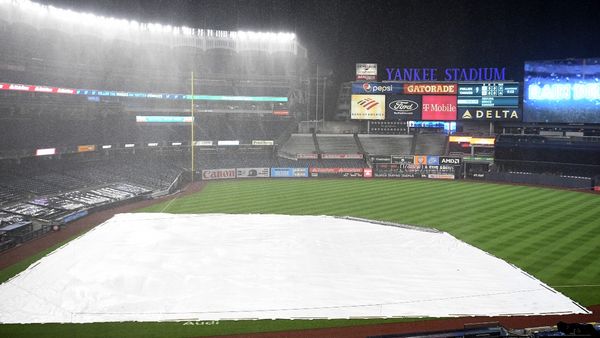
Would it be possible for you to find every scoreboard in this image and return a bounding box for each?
[458,83,519,97]
[457,82,521,121]
[351,81,522,122]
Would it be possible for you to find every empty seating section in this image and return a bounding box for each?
[359,135,414,155]
[31,172,87,190]
[0,175,60,196]
[195,150,277,170]
[0,185,27,205]
[279,134,317,157]
[316,134,360,153]
[65,159,183,191]
[28,196,86,211]
[414,134,448,155]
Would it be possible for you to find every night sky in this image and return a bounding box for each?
[38,0,600,83]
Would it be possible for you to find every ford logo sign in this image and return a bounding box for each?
[389,99,418,112]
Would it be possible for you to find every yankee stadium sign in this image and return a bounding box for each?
[385,67,507,81]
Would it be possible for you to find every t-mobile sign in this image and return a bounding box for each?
[422,95,457,121]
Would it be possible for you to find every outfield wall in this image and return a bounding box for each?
[485,172,592,189]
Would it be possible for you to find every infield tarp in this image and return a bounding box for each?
[0,213,588,323]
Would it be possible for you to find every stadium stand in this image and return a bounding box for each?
[278,134,318,158]
[316,134,361,154]
[359,134,414,155]
[413,133,448,155]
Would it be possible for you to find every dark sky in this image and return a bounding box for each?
[38,0,600,83]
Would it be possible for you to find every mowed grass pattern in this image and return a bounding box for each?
[144,179,600,306]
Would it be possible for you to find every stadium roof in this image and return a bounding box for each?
[0,0,302,54]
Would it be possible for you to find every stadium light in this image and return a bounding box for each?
[0,0,296,42]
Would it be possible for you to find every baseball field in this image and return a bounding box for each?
[1,179,599,337]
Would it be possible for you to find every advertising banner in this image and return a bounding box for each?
[35,148,56,156]
[309,167,364,178]
[217,140,240,146]
[273,110,289,116]
[136,116,193,123]
[236,168,270,178]
[426,156,440,166]
[458,108,522,121]
[351,82,403,94]
[470,137,495,145]
[422,95,457,121]
[201,169,236,180]
[194,141,213,146]
[252,140,274,146]
[270,168,309,178]
[440,156,462,165]
[321,153,364,159]
[414,155,427,166]
[296,153,319,160]
[370,155,392,163]
[428,173,456,180]
[0,81,287,101]
[391,155,414,164]
[351,95,386,120]
[63,210,89,224]
[403,83,457,95]
[363,168,373,178]
[77,145,96,152]
[356,63,378,81]
[386,95,422,120]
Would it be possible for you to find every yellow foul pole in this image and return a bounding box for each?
[190,71,195,181]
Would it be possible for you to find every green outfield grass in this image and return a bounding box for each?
[2,178,599,337]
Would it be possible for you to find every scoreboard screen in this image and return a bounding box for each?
[457,96,519,108]
[457,82,521,121]
[524,58,600,123]
[458,83,519,97]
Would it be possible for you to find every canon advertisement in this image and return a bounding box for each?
[421,95,457,121]
[385,95,422,120]
[201,169,236,180]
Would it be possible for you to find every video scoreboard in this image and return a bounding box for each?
[351,81,521,122]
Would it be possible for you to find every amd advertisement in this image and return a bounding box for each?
[524,58,600,123]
